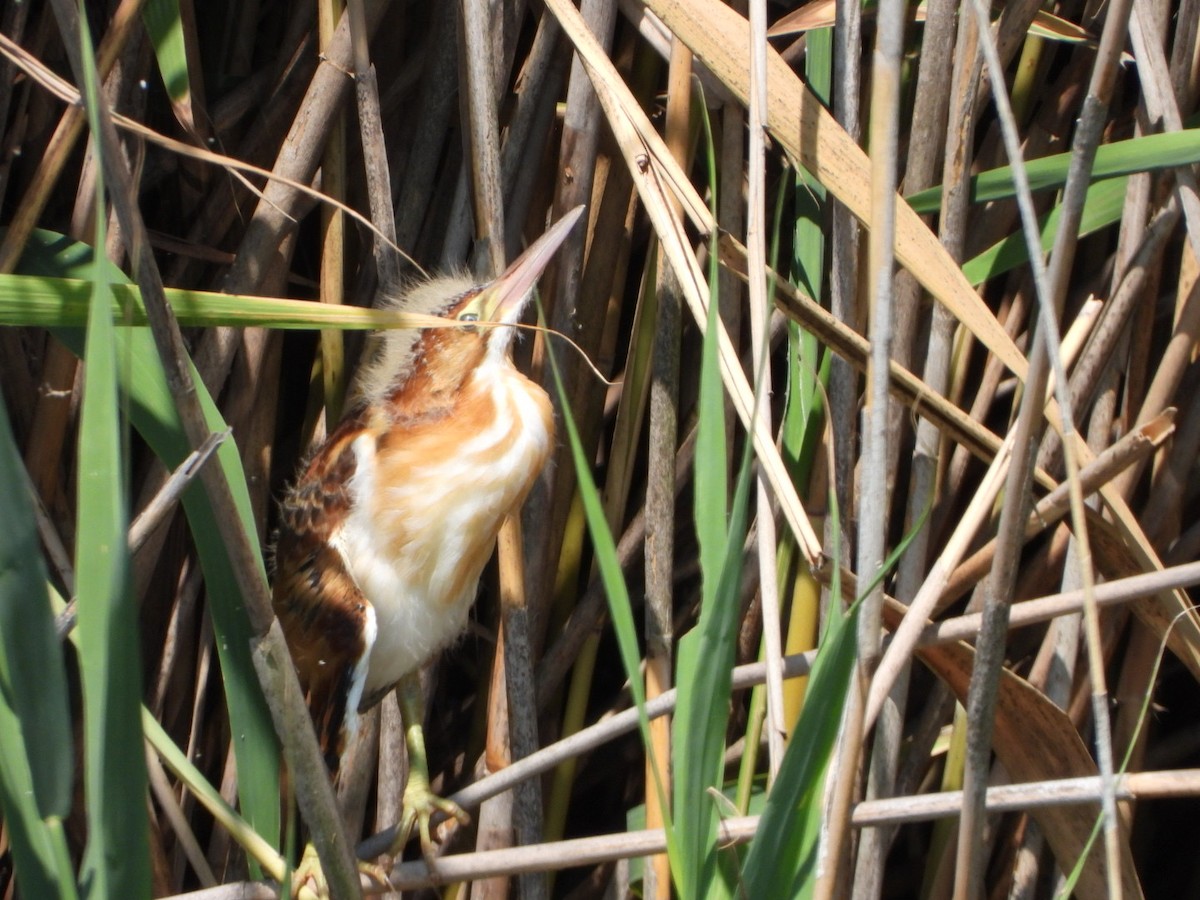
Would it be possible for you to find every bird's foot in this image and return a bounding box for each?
[289,843,392,899]
[392,673,471,865]
[393,779,471,865]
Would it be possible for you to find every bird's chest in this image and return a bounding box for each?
[331,367,552,694]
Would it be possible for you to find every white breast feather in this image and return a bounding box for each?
[332,359,550,698]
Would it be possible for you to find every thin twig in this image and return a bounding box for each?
[850,0,906,890]
[161,768,1200,898]
[957,0,1135,891]
[55,428,229,638]
[746,0,785,783]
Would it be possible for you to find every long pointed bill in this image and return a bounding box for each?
[480,205,585,326]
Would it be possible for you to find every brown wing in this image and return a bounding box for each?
[272,424,373,774]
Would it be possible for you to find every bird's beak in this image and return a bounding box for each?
[479,205,585,326]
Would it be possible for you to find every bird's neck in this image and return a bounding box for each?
[379,353,519,428]
[382,370,457,422]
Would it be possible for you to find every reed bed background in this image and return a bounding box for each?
[2,0,1200,897]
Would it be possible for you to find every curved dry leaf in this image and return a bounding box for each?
[883,597,1145,899]
[767,0,837,36]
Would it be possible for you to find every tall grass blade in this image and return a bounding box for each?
[961,177,1125,284]
[905,127,1200,212]
[542,304,679,876]
[75,45,151,888]
[16,230,282,854]
[142,0,191,112]
[673,271,757,898]
[0,402,77,899]
[741,496,929,896]
[0,265,429,329]
[740,502,855,900]
[669,95,762,896]
[0,400,72,821]
[75,282,152,898]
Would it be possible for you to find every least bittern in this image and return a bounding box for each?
[272,207,582,879]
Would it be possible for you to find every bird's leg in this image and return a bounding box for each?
[391,671,471,863]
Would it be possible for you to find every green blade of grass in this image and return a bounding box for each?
[692,312,728,581]
[16,230,282,858]
[674,444,756,899]
[740,485,855,899]
[905,127,1200,213]
[0,704,79,899]
[0,401,78,899]
[673,279,751,899]
[74,107,152,899]
[142,0,190,109]
[961,176,1125,285]
[142,710,289,883]
[0,266,426,329]
[673,98,754,896]
[542,301,679,878]
[740,494,929,897]
[0,400,72,822]
[73,442,152,898]
[904,128,1200,286]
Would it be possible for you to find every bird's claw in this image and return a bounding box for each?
[288,789,468,899]
[289,843,393,899]
[356,860,394,893]
[289,843,326,899]
[395,782,471,865]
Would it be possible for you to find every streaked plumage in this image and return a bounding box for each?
[271,207,580,866]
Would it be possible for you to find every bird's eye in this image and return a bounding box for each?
[459,312,479,323]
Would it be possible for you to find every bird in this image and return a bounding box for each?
[271,206,583,876]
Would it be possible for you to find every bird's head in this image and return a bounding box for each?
[355,207,583,416]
